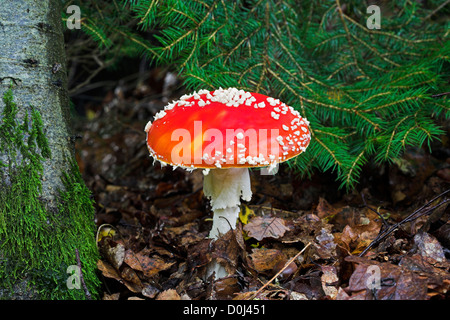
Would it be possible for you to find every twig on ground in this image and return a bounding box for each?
[361,193,390,228]
[247,242,311,300]
[75,248,92,300]
[359,189,450,257]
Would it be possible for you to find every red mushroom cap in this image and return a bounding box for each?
[145,88,310,169]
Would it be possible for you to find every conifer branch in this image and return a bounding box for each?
[314,136,342,167]
[424,0,450,21]
[366,96,421,112]
[343,13,435,44]
[73,0,450,188]
[383,114,413,161]
[345,149,366,188]
[138,0,158,26]
[335,0,367,79]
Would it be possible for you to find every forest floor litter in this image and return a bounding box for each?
[74,77,450,300]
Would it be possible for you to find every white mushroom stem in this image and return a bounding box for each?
[202,167,252,279]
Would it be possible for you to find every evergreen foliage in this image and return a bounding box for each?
[66,0,449,188]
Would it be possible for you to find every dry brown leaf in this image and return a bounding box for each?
[289,292,309,300]
[97,259,143,293]
[102,292,120,300]
[165,222,197,236]
[116,266,143,293]
[142,284,160,299]
[212,228,241,275]
[124,249,175,277]
[186,239,212,273]
[156,289,181,300]
[345,256,429,300]
[244,216,290,241]
[334,208,382,255]
[214,277,241,299]
[249,248,287,274]
[97,260,121,281]
[179,232,205,247]
[321,265,339,299]
[315,227,337,259]
[232,291,260,300]
[121,266,142,287]
[316,197,339,219]
[103,241,125,269]
[335,287,366,300]
[414,232,446,263]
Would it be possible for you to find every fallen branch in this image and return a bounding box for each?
[359,189,450,257]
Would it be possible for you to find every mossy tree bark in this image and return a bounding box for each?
[0,0,99,299]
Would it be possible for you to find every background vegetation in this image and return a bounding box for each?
[64,0,449,188]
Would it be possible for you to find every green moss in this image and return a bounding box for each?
[0,87,100,299]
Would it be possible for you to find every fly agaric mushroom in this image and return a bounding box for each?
[145,87,310,279]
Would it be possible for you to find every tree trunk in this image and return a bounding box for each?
[0,0,99,299]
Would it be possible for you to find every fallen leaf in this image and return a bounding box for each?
[97,259,143,293]
[156,289,181,300]
[97,260,121,281]
[232,291,263,300]
[275,260,298,280]
[414,232,446,263]
[103,240,125,269]
[179,232,205,247]
[142,284,160,299]
[335,287,366,300]
[399,253,450,296]
[433,221,450,249]
[315,227,337,259]
[335,225,357,253]
[121,266,142,287]
[212,228,241,275]
[321,265,339,299]
[164,222,197,237]
[316,197,339,219]
[214,277,241,299]
[280,213,329,245]
[155,181,175,197]
[124,249,175,277]
[102,292,120,300]
[120,266,143,293]
[249,248,287,274]
[164,222,205,247]
[345,256,429,300]
[244,216,290,241]
[334,208,382,255]
[289,292,309,300]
